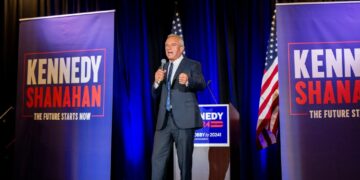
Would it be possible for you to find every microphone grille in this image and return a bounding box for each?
[161,59,166,65]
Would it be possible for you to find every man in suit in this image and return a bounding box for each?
[152,34,206,180]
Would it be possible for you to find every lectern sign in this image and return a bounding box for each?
[195,104,229,147]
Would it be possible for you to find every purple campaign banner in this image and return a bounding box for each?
[15,11,114,180]
[277,2,360,180]
[195,104,229,147]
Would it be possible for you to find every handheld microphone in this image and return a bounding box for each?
[155,59,167,84]
[161,59,166,70]
[207,80,218,104]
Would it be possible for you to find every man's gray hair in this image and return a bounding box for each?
[167,34,185,47]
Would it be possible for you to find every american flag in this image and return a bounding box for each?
[171,11,183,36]
[256,12,279,149]
[171,11,185,54]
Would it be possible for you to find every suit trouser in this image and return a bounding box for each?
[152,111,195,180]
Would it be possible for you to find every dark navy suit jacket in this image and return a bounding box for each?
[152,57,206,130]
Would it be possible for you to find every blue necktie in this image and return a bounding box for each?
[166,63,173,111]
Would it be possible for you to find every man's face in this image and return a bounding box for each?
[165,36,184,61]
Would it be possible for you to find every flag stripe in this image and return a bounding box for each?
[259,71,278,112]
[258,63,278,117]
[270,105,279,133]
[259,83,279,119]
[261,56,278,87]
[260,57,278,94]
[257,93,279,132]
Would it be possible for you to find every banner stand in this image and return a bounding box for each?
[15,11,114,180]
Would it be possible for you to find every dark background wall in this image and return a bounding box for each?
[0,0,335,179]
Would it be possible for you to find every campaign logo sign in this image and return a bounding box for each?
[287,41,360,119]
[195,104,229,147]
[17,11,114,122]
[21,49,107,120]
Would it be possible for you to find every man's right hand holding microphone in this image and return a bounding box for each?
[155,69,166,84]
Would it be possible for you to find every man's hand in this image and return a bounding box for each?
[179,73,188,85]
[155,69,166,84]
